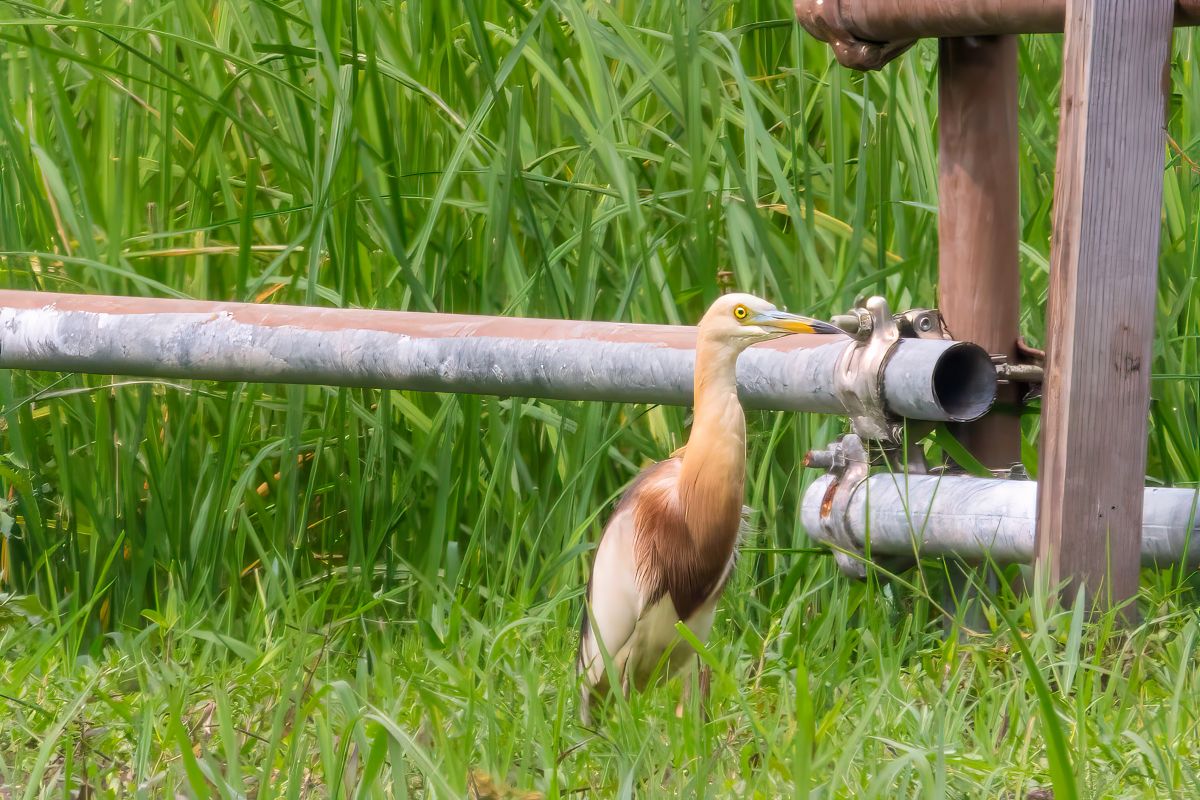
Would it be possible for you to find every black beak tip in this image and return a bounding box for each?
[810,320,844,335]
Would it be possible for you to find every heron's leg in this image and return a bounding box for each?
[579,685,592,726]
[675,655,708,719]
[675,661,693,718]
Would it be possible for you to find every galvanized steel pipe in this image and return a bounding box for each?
[802,473,1200,568]
[0,290,996,421]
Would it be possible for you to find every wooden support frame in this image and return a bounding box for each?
[1035,0,1174,610]
[937,35,1022,470]
[795,0,1179,614]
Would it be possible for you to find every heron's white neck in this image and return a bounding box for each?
[677,334,747,549]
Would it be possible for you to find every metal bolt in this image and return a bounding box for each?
[831,314,864,336]
[803,449,835,469]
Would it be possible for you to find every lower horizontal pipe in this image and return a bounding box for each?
[0,291,996,421]
[801,473,1200,568]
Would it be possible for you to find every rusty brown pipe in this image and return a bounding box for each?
[796,0,1199,70]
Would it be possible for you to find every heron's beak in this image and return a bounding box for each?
[748,309,843,335]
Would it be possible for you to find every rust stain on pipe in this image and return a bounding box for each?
[0,290,833,354]
[820,478,839,518]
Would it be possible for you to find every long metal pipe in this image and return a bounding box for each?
[0,291,996,420]
[802,473,1200,568]
[796,0,1199,41]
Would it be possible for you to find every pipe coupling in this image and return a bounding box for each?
[832,296,901,441]
[803,433,871,577]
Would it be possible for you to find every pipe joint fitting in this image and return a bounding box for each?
[804,433,872,578]
[833,297,900,441]
[829,297,994,444]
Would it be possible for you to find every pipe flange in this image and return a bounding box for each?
[805,433,871,578]
[833,296,901,442]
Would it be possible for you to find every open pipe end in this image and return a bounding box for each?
[930,342,997,422]
[881,338,998,422]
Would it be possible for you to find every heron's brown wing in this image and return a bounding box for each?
[578,460,679,683]
[631,463,739,622]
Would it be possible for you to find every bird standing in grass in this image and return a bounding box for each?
[577,293,841,723]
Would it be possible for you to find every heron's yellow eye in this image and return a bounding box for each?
[733,305,748,320]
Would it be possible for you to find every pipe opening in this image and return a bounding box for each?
[930,343,996,421]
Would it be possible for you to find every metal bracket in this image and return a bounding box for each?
[995,361,1044,384]
[803,433,871,578]
[987,335,1045,403]
[896,308,951,340]
[993,461,1031,481]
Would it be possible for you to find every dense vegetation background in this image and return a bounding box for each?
[0,1,1198,796]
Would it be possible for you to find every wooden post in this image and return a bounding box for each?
[937,35,1022,470]
[1035,0,1173,611]
[936,35,1022,630]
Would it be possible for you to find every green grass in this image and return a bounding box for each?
[2,578,1198,796]
[0,0,1198,796]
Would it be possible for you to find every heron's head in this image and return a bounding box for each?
[697,293,841,350]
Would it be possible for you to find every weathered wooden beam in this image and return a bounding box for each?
[1035,0,1173,612]
[937,35,1022,470]
[795,0,1196,70]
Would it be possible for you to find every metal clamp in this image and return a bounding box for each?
[803,433,871,578]
[831,296,902,442]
